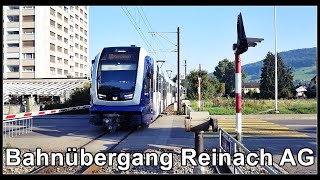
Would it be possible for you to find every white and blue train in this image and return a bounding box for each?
[89,46,183,131]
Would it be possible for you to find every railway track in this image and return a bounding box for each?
[29,128,137,174]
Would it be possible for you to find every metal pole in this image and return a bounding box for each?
[177,27,180,114]
[198,64,201,111]
[274,6,279,113]
[185,59,187,97]
[193,131,207,174]
[235,54,242,143]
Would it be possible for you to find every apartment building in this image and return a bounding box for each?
[3,6,89,79]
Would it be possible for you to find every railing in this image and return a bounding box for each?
[3,105,90,138]
[219,128,277,174]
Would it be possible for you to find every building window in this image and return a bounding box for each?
[64,59,68,64]
[23,15,35,22]
[64,16,68,23]
[84,38,87,44]
[50,55,55,63]
[84,56,87,62]
[80,9,83,15]
[84,47,87,53]
[75,6,79,11]
[75,14,79,20]
[7,16,19,22]
[75,33,79,39]
[70,15,74,22]
[57,35,62,41]
[50,31,55,39]
[80,27,83,33]
[80,36,83,42]
[8,6,19,9]
[64,27,68,33]
[70,6,74,12]
[50,19,55,28]
[7,31,19,35]
[50,8,55,16]
[75,72,79,77]
[7,43,19,47]
[50,67,55,74]
[84,13,87,19]
[70,35,74,42]
[23,6,34,9]
[57,46,62,52]
[64,6,68,12]
[80,18,83,23]
[75,43,79,49]
[23,28,34,34]
[70,25,73,32]
[23,66,34,72]
[75,24,79,30]
[80,64,83,69]
[50,43,55,51]
[23,40,35,47]
[84,21,87,27]
[70,46,74,52]
[57,12,62,19]
[7,65,19,72]
[84,30,87,36]
[80,45,83,51]
[80,54,83,60]
[64,70,68,75]
[7,58,19,61]
[64,38,68,43]
[57,57,62,63]
[57,68,62,75]
[75,62,79,67]
[57,23,62,30]
[23,53,35,59]
[75,53,79,58]
[64,48,68,54]
[80,73,83,77]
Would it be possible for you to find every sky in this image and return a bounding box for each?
[89,6,317,75]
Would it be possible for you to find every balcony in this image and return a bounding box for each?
[7,9,19,15]
[22,47,35,53]
[7,72,20,78]
[22,59,35,66]
[22,9,35,15]
[21,72,35,78]
[6,34,19,40]
[6,60,20,66]
[7,22,19,28]
[22,22,35,28]
[22,34,35,40]
[7,47,19,53]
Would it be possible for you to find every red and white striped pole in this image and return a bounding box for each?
[198,64,201,111]
[235,53,242,143]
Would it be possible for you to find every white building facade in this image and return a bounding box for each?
[3,6,89,79]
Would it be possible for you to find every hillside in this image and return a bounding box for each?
[242,47,317,82]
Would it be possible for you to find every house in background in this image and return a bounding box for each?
[295,85,307,98]
[242,82,260,94]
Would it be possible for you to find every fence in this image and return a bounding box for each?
[3,105,90,138]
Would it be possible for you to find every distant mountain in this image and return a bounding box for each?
[242,47,317,82]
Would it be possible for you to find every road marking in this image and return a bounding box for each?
[217,119,310,138]
[285,125,317,127]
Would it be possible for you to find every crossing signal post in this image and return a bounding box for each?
[198,64,201,111]
[232,13,263,143]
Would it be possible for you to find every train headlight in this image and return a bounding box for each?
[124,94,133,99]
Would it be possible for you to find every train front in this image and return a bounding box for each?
[90,46,148,131]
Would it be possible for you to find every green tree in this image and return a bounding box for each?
[186,70,219,100]
[260,52,295,99]
[213,59,247,96]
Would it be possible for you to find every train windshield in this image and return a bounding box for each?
[97,47,139,101]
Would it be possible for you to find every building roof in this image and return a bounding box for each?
[3,79,88,103]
